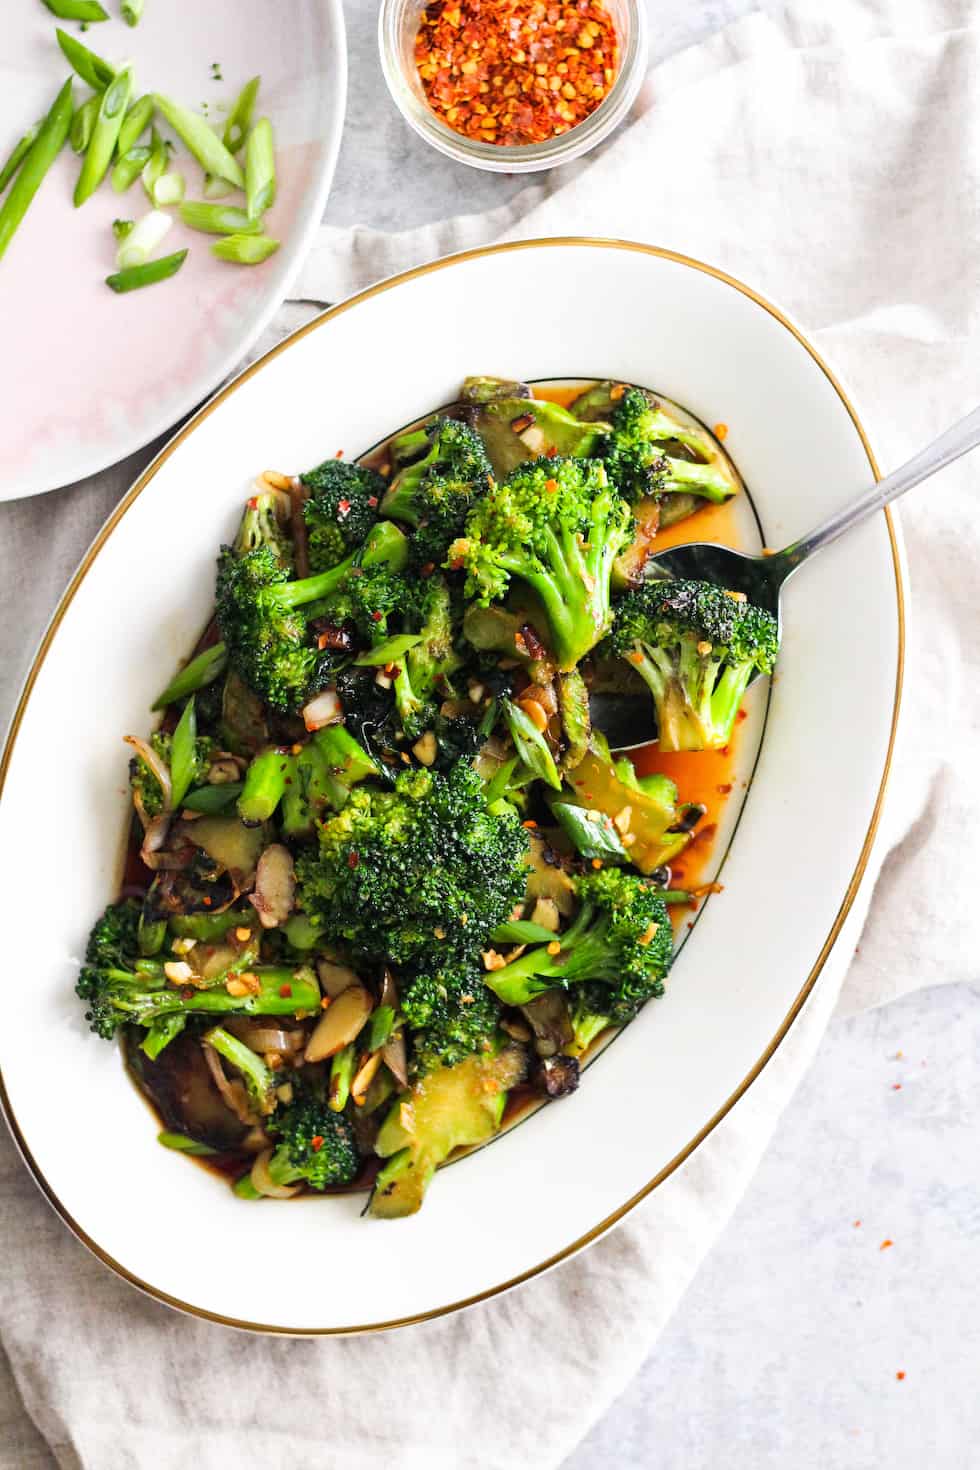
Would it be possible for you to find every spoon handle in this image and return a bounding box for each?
[780,403,980,569]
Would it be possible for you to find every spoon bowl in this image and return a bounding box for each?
[599,399,980,751]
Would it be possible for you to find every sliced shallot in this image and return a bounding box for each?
[302,688,342,732]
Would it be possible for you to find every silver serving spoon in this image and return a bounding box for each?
[595,403,980,751]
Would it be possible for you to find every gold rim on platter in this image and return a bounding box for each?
[0,238,905,1335]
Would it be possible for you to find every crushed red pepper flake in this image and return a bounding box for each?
[415,0,620,147]
[279,983,293,998]
[896,1371,906,1381]
[880,1238,894,1251]
[311,1135,325,1152]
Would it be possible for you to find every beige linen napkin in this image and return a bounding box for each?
[2,1,978,1464]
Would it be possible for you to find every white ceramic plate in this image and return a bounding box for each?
[2,0,346,502]
[0,240,904,1332]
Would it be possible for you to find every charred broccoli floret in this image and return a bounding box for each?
[601,387,735,505]
[605,578,779,752]
[266,1086,360,1189]
[401,957,502,1075]
[301,459,385,573]
[294,760,529,969]
[483,867,674,1012]
[447,457,632,670]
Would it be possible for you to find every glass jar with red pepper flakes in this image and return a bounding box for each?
[379,0,648,172]
[415,0,620,147]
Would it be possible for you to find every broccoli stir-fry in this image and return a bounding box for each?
[76,376,778,1218]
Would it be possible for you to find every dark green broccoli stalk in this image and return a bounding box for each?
[381,418,492,567]
[233,487,295,571]
[483,868,674,1011]
[401,957,502,1076]
[393,577,464,739]
[605,579,779,752]
[301,459,385,574]
[204,1026,278,1115]
[601,387,734,505]
[294,759,529,969]
[215,520,408,713]
[266,1086,360,1189]
[448,457,633,671]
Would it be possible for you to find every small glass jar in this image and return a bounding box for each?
[378,0,648,174]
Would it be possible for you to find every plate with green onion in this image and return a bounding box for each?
[1,0,346,501]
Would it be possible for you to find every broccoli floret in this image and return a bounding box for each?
[233,488,295,571]
[605,579,779,752]
[215,522,407,713]
[266,1086,360,1189]
[128,731,214,820]
[601,388,734,505]
[301,459,385,573]
[324,562,411,642]
[294,760,529,969]
[204,1026,278,1115]
[447,457,632,671]
[85,899,141,971]
[483,867,674,1013]
[393,577,463,739]
[567,981,614,1055]
[380,417,492,567]
[401,958,502,1075]
[76,920,321,1043]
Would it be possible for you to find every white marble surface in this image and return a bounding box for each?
[328,4,979,1466]
[565,983,980,1467]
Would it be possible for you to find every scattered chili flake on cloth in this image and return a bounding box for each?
[415,0,619,146]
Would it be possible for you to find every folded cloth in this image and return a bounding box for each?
[2,1,979,1464]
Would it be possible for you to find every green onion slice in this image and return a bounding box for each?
[106,246,188,293]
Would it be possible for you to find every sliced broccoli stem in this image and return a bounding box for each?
[237,746,292,825]
[119,967,320,1024]
[170,909,253,942]
[313,726,379,784]
[279,752,312,838]
[629,646,709,752]
[204,1025,276,1113]
[662,455,733,503]
[141,1013,186,1059]
[707,660,751,743]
